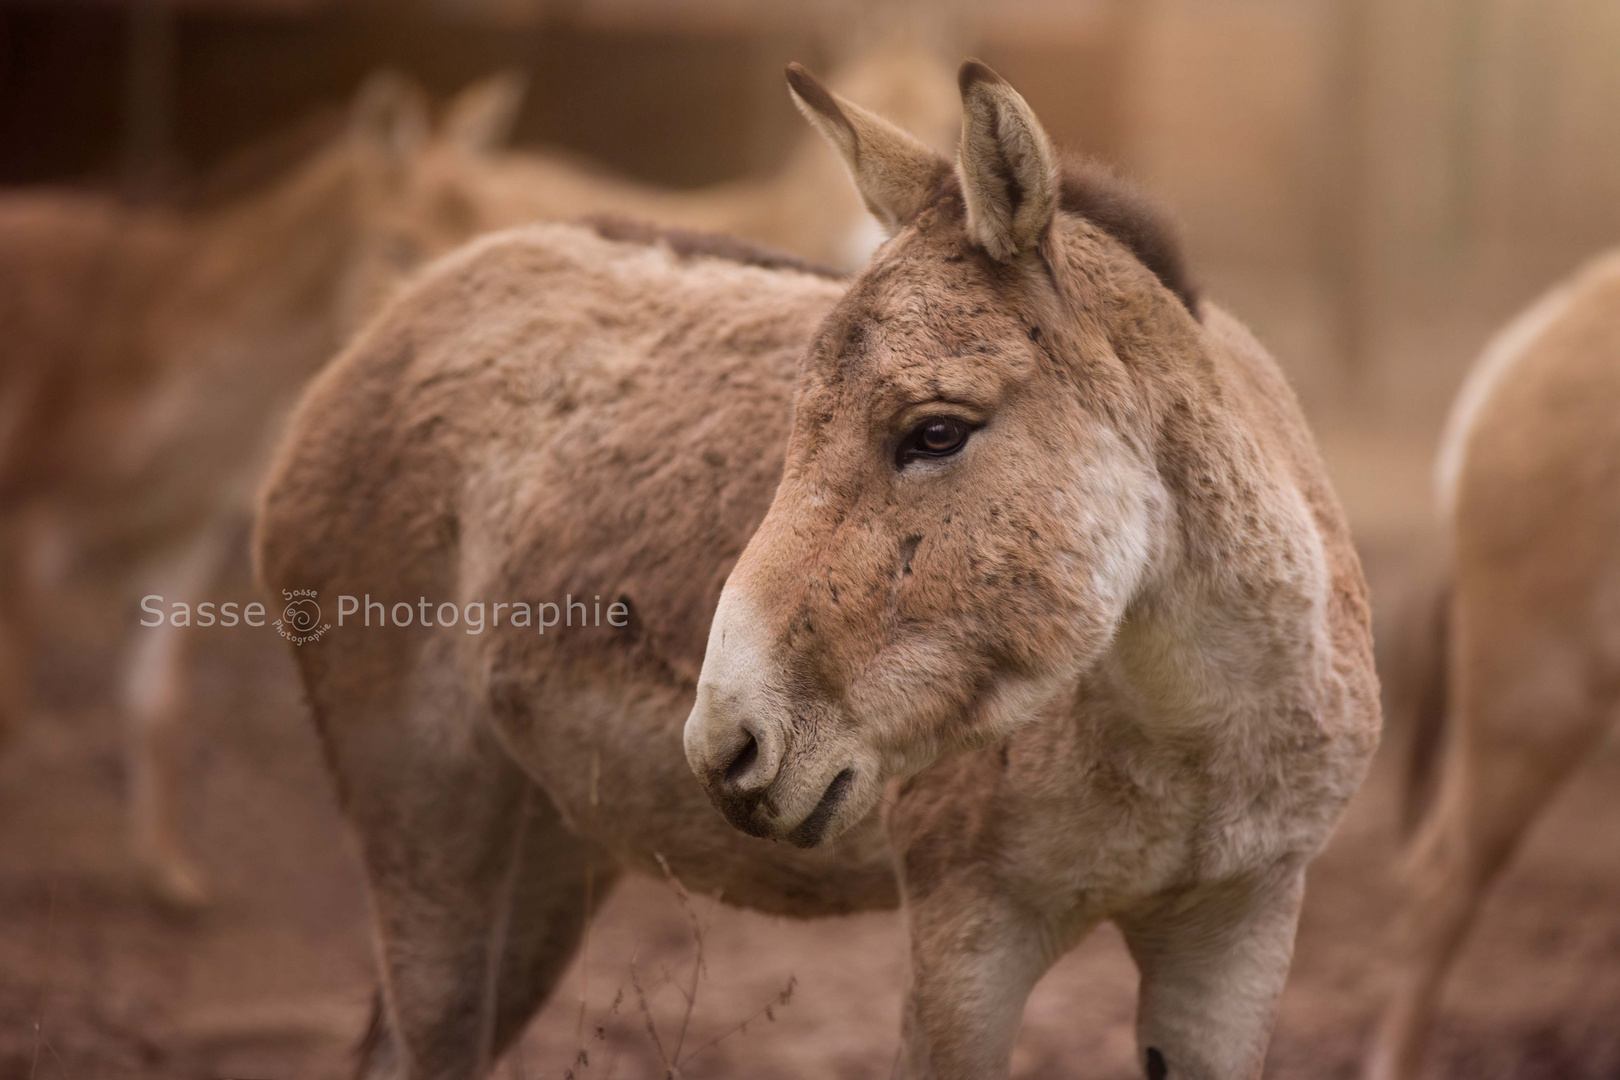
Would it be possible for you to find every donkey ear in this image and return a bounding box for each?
[956,60,1059,261]
[442,70,527,154]
[786,62,948,236]
[350,70,431,166]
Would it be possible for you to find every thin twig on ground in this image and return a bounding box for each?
[628,957,675,1078]
[562,976,626,1079]
[560,859,798,1079]
[676,975,797,1071]
[653,853,722,1066]
[577,749,602,1044]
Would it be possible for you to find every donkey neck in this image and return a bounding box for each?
[1087,352,1331,743]
[166,144,363,329]
[1104,558,1322,741]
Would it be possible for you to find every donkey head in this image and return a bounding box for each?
[684,61,1199,847]
[340,71,526,330]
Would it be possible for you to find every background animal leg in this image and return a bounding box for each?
[121,521,234,906]
[1364,663,1610,1080]
[0,514,39,744]
[123,526,233,908]
[0,595,22,745]
[1119,865,1306,1080]
[124,614,206,906]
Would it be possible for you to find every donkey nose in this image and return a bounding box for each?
[721,729,762,790]
[713,723,780,798]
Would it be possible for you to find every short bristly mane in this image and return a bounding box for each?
[584,155,1196,317]
[917,153,1198,317]
[1057,156,1198,316]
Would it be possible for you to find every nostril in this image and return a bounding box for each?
[722,731,760,786]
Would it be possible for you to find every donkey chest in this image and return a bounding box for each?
[957,705,1333,915]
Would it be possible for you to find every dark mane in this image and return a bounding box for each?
[580,163,1196,315]
[581,216,847,281]
[1056,156,1199,316]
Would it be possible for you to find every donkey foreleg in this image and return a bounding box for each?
[897,873,1061,1080]
[122,524,233,908]
[341,725,608,1080]
[1118,865,1307,1080]
[303,636,612,1079]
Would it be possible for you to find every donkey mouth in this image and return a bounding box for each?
[785,767,855,848]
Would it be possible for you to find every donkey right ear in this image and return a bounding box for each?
[786,62,948,236]
[443,70,527,154]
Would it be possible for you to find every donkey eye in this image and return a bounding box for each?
[897,417,974,467]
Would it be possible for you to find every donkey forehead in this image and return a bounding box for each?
[797,227,1044,412]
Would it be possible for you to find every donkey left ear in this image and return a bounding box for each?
[351,70,431,168]
[957,60,1059,261]
[787,62,949,236]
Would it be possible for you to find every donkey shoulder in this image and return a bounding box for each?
[1202,303,1379,754]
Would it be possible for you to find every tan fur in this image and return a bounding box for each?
[1365,250,1620,1080]
[257,63,1378,1080]
[786,61,948,236]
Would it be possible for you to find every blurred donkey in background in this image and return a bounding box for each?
[1367,251,1620,1080]
[0,1,966,907]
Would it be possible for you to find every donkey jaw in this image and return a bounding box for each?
[785,767,856,848]
[699,761,861,847]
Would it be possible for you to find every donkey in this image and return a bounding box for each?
[0,71,523,905]
[1364,250,1620,1080]
[0,190,192,749]
[256,62,1380,1079]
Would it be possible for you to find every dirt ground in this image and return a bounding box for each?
[6,371,1620,1079]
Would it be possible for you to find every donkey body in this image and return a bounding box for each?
[0,193,192,746]
[0,73,521,905]
[1366,251,1620,1080]
[257,63,1378,1079]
